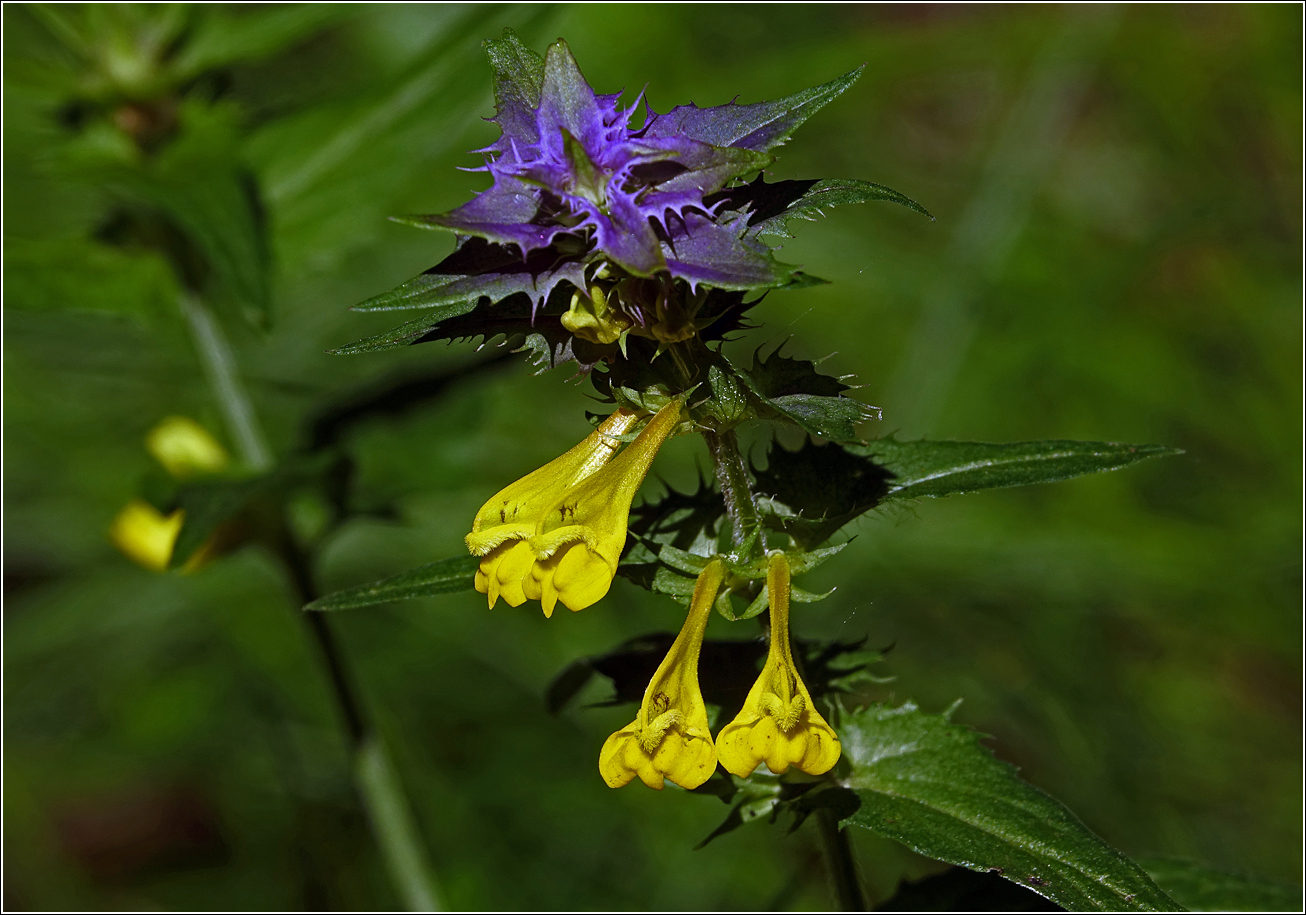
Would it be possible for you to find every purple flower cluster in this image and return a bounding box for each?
[343,30,929,360]
[403,31,860,299]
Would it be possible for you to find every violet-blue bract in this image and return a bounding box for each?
[337,29,928,364]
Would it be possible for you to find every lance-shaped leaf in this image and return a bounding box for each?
[730,346,875,442]
[739,176,934,240]
[853,438,1184,502]
[841,702,1183,912]
[755,436,1181,547]
[643,66,863,152]
[305,556,479,611]
[350,237,586,313]
[330,287,594,367]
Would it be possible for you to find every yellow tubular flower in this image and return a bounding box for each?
[465,409,639,609]
[112,417,231,573]
[599,561,724,790]
[526,399,681,616]
[146,416,229,479]
[110,499,185,572]
[716,553,842,778]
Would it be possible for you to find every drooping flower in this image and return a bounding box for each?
[525,400,680,615]
[715,552,841,777]
[599,561,724,790]
[466,407,638,606]
[466,400,680,615]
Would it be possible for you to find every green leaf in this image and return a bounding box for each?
[696,793,781,850]
[753,438,894,548]
[349,237,584,313]
[170,474,268,567]
[754,436,1179,548]
[1138,858,1302,913]
[841,702,1182,912]
[730,346,874,442]
[328,301,482,355]
[748,177,933,239]
[854,438,1183,502]
[305,556,479,611]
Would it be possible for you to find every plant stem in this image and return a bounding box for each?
[279,530,441,912]
[178,291,273,473]
[702,426,760,553]
[816,807,868,911]
[179,291,441,911]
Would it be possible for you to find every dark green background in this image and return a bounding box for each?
[4,3,1300,910]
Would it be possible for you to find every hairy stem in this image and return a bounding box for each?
[702,426,760,554]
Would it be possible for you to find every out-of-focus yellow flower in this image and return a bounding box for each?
[112,416,230,572]
[146,416,229,479]
[715,552,841,778]
[525,400,680,615]
[599,561,724,790]
[110,499,185,572]
[466,408,639,609]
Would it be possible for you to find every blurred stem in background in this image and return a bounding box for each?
[182,287,443,911]
[23,3,450,906]
[182,287,442,911]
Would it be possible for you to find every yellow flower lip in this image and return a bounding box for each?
[715,552,842,778]
[599,560,724,790]
[466,400,681,615]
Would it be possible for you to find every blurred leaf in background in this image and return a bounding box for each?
[4,3,1300,910]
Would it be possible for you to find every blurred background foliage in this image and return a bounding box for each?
[3,3,1300,910]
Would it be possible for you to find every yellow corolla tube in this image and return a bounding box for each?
[465,408,640,609]
[524,399,682,616]
[715,553,842,777]
[599,561,724,790]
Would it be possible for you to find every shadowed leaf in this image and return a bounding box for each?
[842,702,1182,912]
